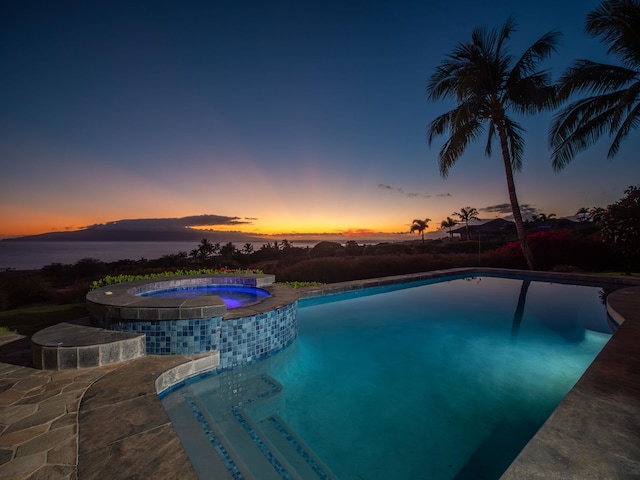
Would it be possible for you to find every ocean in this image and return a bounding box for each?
[0,240,321,270]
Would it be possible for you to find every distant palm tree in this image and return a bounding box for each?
[242,243,254,255]
[281,239,293,249]
[452,207,479,240]
[551,0,640,170]
[198,239,219,259]
[410,218,431,244]
[427,16,560,269]
[220,242,236,258]
[576,207,590,222]
[589,206,606,223]
[440,217,458,239]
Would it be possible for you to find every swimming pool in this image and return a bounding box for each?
[162,274,619,479]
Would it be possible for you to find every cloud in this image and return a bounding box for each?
[377,184,451,198]
[86,214,251,232]
[481,203,512,214]
[481,203,538,218]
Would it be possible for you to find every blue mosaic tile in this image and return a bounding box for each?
[267,416,331,480]
[108,301,297,361]
[182,390,244,479]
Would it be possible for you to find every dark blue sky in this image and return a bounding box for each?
[2,0,637,239]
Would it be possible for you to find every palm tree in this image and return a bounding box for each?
[576,207,590,222]
[220,242,236,258]
[440,217,458,239]
[410,218,431,244]
[196,238,218,260]
[550,0,640,170]
[427,16,560,270]
[452,207,479,240]
[589,206,606,223]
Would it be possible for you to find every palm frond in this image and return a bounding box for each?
[427,64,462,101]
[510,30,561,80]
[495,15,517,60]
[427,110,455,146]
[559,60,638,97]
[609,94,640,157]
[550,90,631,170]
[586,0,640,69]
[438,116,484,177]
[508,75,559,112]
[608,78,640,129]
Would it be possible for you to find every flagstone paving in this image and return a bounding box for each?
[0,335,204,480]
[0,335,116,480]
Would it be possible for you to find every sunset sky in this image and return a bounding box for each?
[2,0,639,241]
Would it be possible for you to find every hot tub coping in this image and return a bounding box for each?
[86,274,279,321]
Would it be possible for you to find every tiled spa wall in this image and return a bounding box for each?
[218,301,298,369]
[108,301,298,366]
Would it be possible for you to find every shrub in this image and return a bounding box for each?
[273,253,520,283]
[310,241,346,257]
[90,267,263,290]
[0,272,57,310]
[363,243,414,255]
[493,230,614,270]
[600,185,640,271]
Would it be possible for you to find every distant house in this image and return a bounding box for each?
[450,218,515,240]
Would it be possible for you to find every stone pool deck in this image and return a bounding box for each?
[0,269,639,479]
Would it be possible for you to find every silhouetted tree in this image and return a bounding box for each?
[427,16,560,269]
[220,242,237,258]
[576,207,590,222]
[600,185,640,270]
[452,207,479,240]
[440,217,458,239]
[410,218,431,244]
[191,239,219,262]
[551,0,640,170]
[589,206,606,224]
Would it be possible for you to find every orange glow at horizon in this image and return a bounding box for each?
[1,215,421,239]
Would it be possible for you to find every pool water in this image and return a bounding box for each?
[168,276,615,479]
[140,284,270,309]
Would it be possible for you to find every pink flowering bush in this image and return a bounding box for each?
[493,230,613,270]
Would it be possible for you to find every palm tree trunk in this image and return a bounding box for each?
[497,127,535,270]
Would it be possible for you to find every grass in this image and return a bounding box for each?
[0,303,88,336]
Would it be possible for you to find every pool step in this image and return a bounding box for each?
[31,318,145,369]
[257,414,336,480]
[168,373,337,479]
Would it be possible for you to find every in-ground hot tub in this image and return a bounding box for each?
[86,274,299,369]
